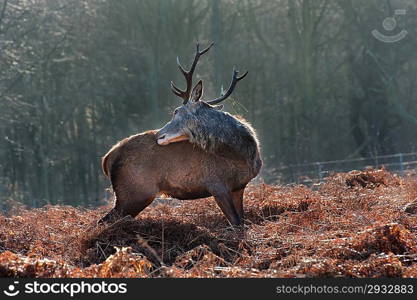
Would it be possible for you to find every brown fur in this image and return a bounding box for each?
[100,130,261,226]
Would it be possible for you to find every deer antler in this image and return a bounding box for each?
[206,68,248,105]
[171,42,214,104]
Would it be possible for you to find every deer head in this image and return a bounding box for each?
[156,42,248,146]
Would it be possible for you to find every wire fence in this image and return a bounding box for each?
[268,152,417,185]
[2,152,417,206]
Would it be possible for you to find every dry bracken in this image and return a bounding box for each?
[0,169,416,278]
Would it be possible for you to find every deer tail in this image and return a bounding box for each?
[101,144,121,178]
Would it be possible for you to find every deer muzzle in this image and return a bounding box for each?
[156,132,188,145]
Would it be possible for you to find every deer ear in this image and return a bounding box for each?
[190,80,203,102]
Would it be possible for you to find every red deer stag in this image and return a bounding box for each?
[100,43,262,226]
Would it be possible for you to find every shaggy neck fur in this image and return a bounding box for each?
[183,105,261,173]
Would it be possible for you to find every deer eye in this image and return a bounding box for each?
[173,109,178,116]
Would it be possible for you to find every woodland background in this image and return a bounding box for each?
[1,0,417,207]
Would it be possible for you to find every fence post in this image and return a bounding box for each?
[0,179,3,212]
[399,153,404,176]
[316,162,323,182]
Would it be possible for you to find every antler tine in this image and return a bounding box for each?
[188,42,214,75]
[171,42,214,104]
[170,81,185,97]
[176,56,188,77]
[207,68,248,105]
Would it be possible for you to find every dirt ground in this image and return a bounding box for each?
[1,169,417,278]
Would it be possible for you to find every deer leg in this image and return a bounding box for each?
[99,188,156,224]
[231,188,245,223]
[99,168,158,224]
[210,187,242,226]
[98,205,121,224]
